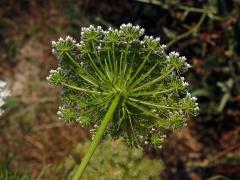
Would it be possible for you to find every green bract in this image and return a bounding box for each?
[47,24,199,148]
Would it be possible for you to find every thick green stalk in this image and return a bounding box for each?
[71,94,121,180]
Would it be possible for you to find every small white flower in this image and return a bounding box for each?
[76,43,80,48]
[51,41,57,47]
[127,23,132,27]
[195,107,200,111]
[152,109,157,113]
[162,135,167,138]
[160,44,166,49]
[144,35,149,40]
[185,62,191,68]
[140,28,145,34]
[180,56,186,61]
[52,49,56,55]
[0,80,10,116]
[191,97,198,101]
[66,35,71,40]
[169,51,179,57]
[182,81,189,87]
[57,110,61,116]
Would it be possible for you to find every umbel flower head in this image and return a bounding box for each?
[47,24,199,148]
[0,80,10,116]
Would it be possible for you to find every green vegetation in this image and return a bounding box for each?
[79,140,164,180]
[0,165,30,180]
[52,139,164,180]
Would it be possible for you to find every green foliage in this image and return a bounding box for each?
[48,24,199,148]
[79,140,164,180]
[0,164,30,180]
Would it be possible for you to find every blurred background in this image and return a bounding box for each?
[0,0,240,179]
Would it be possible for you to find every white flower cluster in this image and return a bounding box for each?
[144,35,160,42]
[89,124,99,140]
[144,132,167,149]
[167,51,191,68]
[166,51,178,62]
[77,40,85,49]
[53,24,166,56]
[51,36,77,55]
[81,25,103,35]
[0,80,10,116]
[136,127,167,149]
[120,23,145,35]
[186,92,199,112]
[160,44,167,49]
[81,25,103,41]
[169,51,179,57]
[105,27,118,34]
[141,35,166,52]
[180,77,189,87]
[167,110,187,129]
[52,36,76,47]
[46,67,61,81]
[57,106,64,120]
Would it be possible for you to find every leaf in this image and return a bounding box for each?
[163,27,176,39]
[217,78,234,113]
[191,88,211,97]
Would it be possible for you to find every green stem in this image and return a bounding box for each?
[165,13,206,50]
[129,63,158,90]
[127,51,151,86]
[130,67,174,93]
[62,82,109,95]
[65,52,99,88]
[71,94,121,180]
[129,97,181,110]
[130,87,175,97]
